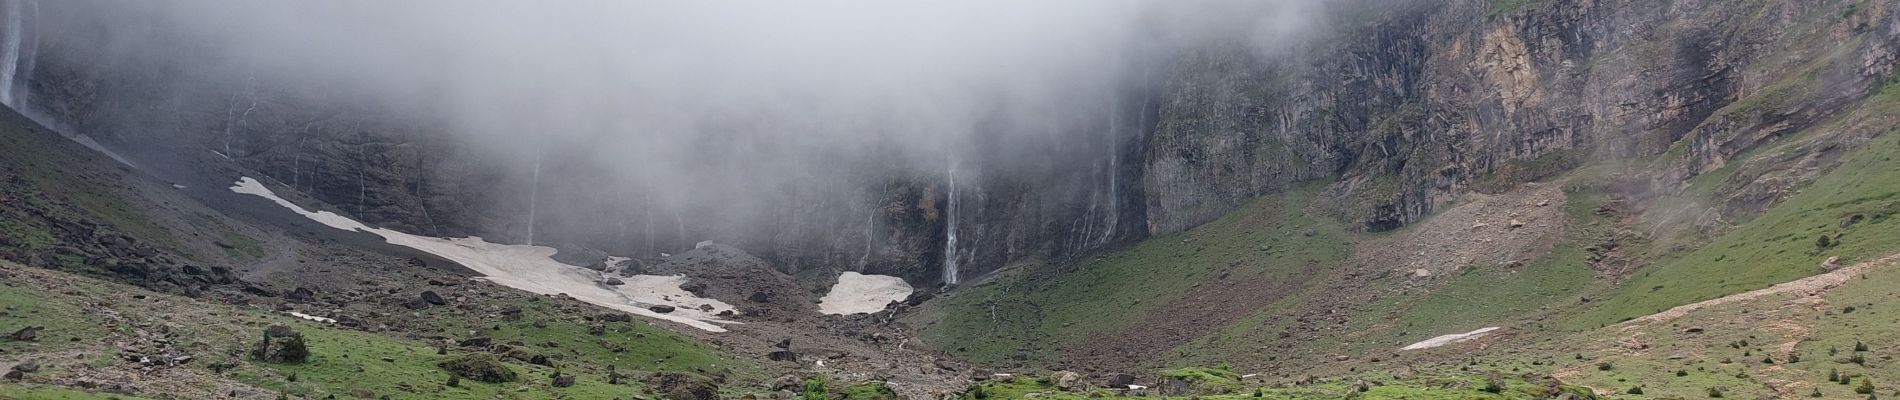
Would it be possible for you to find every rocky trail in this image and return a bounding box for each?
[1620,252,1900,327]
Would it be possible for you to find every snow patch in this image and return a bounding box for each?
[231,177,738,332]
[817,272,913,315]
[288,311,335,324]
[1401,327,1500,350]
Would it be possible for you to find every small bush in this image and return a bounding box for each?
[1628,386,1645,395]
[1677,370,1689,377]
[1860,378,1877,395]
[1597,362,1614,371]
[1856,341,1870,352]
[251,325,309,364]
[803,375,829,400]
[1709,387,1724,398]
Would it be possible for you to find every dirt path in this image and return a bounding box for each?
[1619,252,1900,327]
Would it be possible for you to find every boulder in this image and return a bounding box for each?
[551,371,576,387]
[1052,371,1083,391]
[649,305,677,313]
[648,371,719,400]
[550,244,609,268]
[601,277,625,286]
[8,326,42,342]
[438,353,518,383]
[1102,373,1137,388]
[287,287,318,303]
[767,350,799,362]
[419,291,448,305]
[680,281,709,296]
[12,360,40,373]
[457,337,492,348]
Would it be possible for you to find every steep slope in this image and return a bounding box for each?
[912,0,1900,383]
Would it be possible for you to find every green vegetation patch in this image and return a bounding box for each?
[0,281,109,353]
[1572,129,1900,328]
[916,185,1351,365]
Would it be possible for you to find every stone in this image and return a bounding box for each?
[767,350,798,362]
[419,291,447,305]
[550,244,609,268]
[8,326,42,342]
[648,305,676,313]
[401,297,430,310]
[680,282,709,296]
[1052,370,1083,391]
[601,278,625,286]
[647,371,719,400]
[437,353,518,383]
[457,337,492,348]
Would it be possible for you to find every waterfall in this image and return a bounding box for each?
[859,188,885,268]
[1100,96,1121,245]
[0,0,34,109]
[526,149,543,246]
[942,165,961,286]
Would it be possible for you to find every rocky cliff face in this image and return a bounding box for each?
[8,0,1900,286]
[1145,0,1900,233]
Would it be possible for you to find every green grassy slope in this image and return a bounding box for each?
[0,261,750,399]
[912,185,1351,365]
[1570,99,1900,329]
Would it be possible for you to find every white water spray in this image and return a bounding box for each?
[1100,97,1121,245]
[942,165,960,286]
[0,0,32,108]
[526,149,543,246]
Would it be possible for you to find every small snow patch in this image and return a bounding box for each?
[288,312,335,324]
[1401,327,1500,350]
[818,272,913,315]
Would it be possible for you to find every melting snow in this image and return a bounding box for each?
[231,177,738,332]
[817,271,913,315]
[1400,327,1500,350]
[288,311,336,323]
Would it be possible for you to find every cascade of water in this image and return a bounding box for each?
[0,0,30,108]
[942,165,960,286]
[860,188,885,268]
[1100,96,1121,245]
[526,149,543,246]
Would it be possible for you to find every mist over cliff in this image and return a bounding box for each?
[8,0,1340,284]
